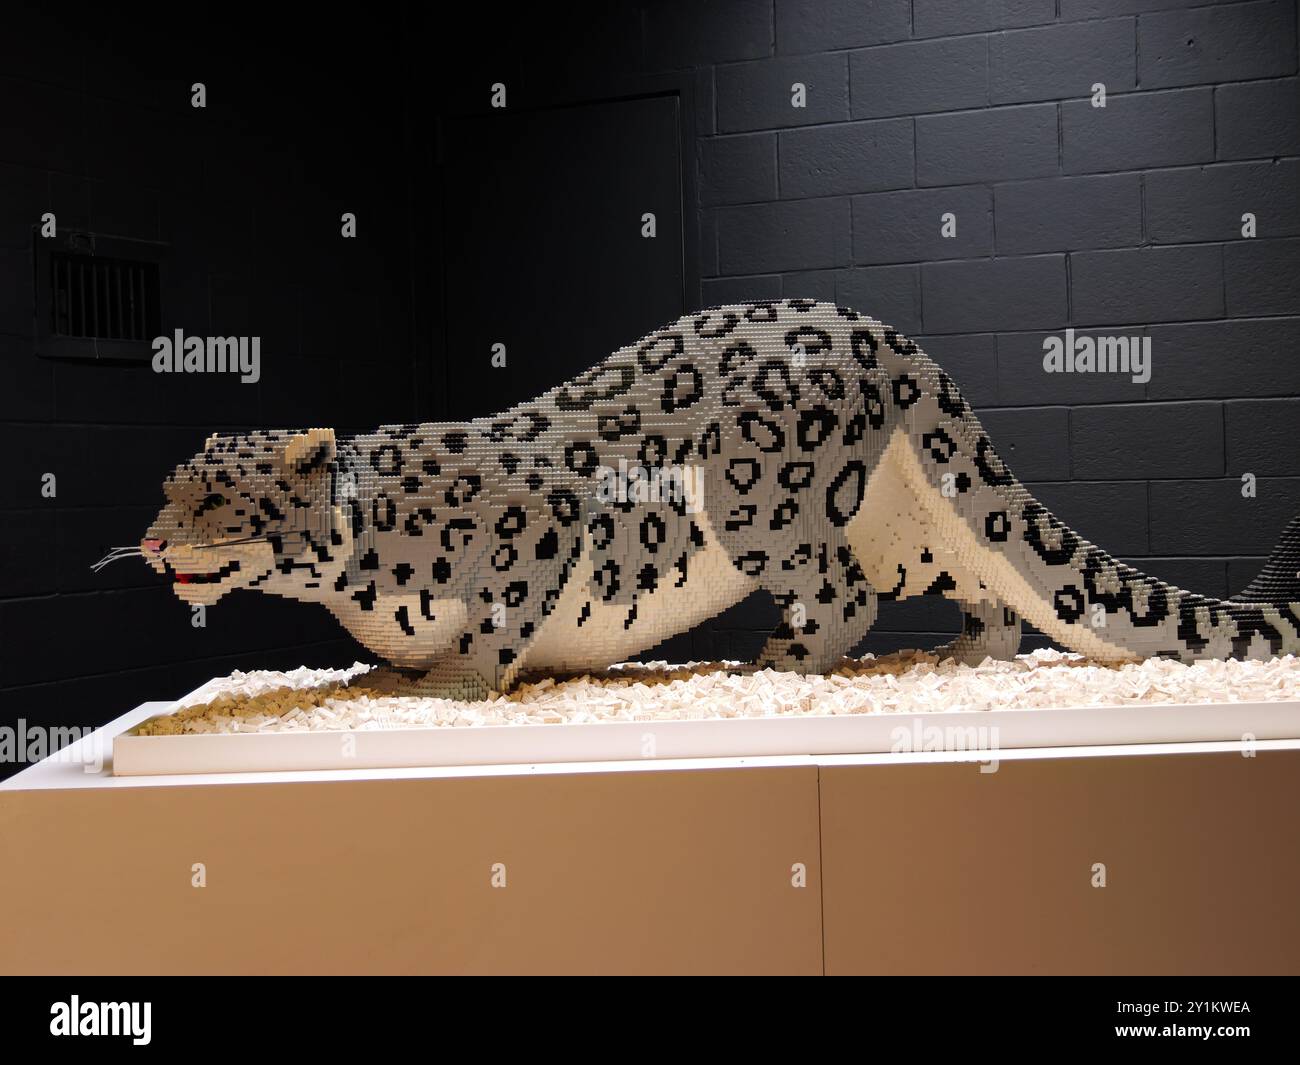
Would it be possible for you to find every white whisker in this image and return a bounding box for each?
[91,535,273,574]
[90,546,146,572]
[192,536,271,549]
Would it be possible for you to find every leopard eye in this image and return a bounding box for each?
[198,493,229,514]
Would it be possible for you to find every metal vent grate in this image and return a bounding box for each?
[49,251,161,342]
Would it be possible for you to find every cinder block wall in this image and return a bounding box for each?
[0,10,421,761]
[640,0,1300,658]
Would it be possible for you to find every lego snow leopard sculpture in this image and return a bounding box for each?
[129,301,1300,700]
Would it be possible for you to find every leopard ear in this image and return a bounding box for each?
[283,428,336,475]
[204,433,221,450]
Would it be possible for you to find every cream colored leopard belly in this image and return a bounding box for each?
[520,505,756,675]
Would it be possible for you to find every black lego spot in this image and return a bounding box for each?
[884,329,917,356]
[694,311,739,338]
[752,361,800,412]
[797,407,839,451]
[495,506,527,539]
[892,375,920,409]
[738,411,786,453]
[535,527,559,560]
[697,421,722,460]
[351,582,377,611]
[638,434,668,468]
[1125,574,1170,629]
[850,329,879,370]
[744,302,778,322]
[662,364,704,413]
[563,442,600,478]
[637,332,685,374]
[784,326,833,354]
[770,500,799,530]
[640,513,666,552]
[443,474,482,507]
[923,428,957,463]
[877,564,907,601]
[725,505,756,531]
[726,457,763,495]
[1053,586,1087,624]
[556,364,635,412]
[637,564,660,592]
[936,372,968,420]
[842,411,867,446]
[808,367,845,400]
[596,407,641,442]
[924,571,957,595]
[486,410,551,442]
[1022,502,1080,566]
[548,488,581,526]
[442,432,469,454]
[982,509,1013,540]
[370,444,403,476]
[862,381,887,429]
[826,460,867,527]
[394,605,415,636]
[440,517,477,552]
[974,437,1016,487]
[594,559,621,601]
[778,461,815,491]
[719,340,757,377]
[588,512,616,549]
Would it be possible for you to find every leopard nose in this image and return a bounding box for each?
[142,538,167,555]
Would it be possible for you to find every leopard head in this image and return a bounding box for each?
[141,428,343,605]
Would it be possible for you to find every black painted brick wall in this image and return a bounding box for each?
[0,10,422,761]
[650,0,1300,659]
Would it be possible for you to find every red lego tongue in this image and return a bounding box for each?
[176,573,194,584]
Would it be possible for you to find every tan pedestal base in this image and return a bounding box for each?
[2,705,1298,974]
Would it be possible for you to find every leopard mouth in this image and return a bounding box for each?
[171,560,242,585]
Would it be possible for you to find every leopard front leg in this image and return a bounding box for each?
[705,396,886,675]
[933,599,1022,665]
[451,533,583,694]
[360,659,493,701]
[751,539,878,674]
[405,492,584,697]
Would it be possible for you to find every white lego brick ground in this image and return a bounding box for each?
[139,649,1300,734]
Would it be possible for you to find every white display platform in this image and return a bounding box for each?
[0,695,1294,785]
[6,703,1300,975]
[107,692,1300,777]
